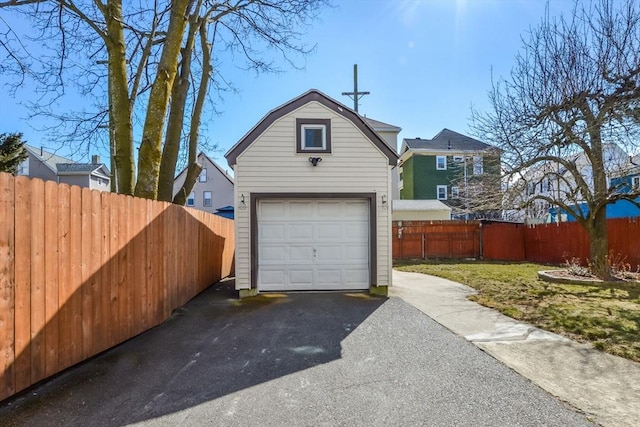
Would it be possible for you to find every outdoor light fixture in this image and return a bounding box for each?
[382,194,387,205]
[240,194,246,208]
[309,157,322,166]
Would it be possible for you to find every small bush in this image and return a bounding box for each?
[564,257,592,277]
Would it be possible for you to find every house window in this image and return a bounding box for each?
[296,118,331,153]
[473,156,483,174]
[17,160,29,175]
[453,155,464,163]
[203,191,212,207]
[451,186,459,199]
[437,185,448,200]
[633,176,639,190]
[187,192,195,206]
[436,156,447,170]
[199,168,207,182]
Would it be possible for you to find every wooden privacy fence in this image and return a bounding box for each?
[0,173,235,402]
[392,221,481,259]
[393,218,640,267]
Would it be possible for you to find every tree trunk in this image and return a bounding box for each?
[157,13,200,202]
[135,0,191,200]
[173,21,214,206]
[589,207,611,280]
[106,0,135,195]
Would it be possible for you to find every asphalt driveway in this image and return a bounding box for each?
[0,279,591,426]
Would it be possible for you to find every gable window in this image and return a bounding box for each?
[296,118,331,153]
[451,186,459,199]
[437,185,448,200]
[436,156,447,170]
[199,168,207,182]
[203,191,212,207]
[473,156,483,174]
[187,192,195,206]
[633,176,639,190]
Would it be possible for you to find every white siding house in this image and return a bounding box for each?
[173,152,234,215]
[225,90,398,297]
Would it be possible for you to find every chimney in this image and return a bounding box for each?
[92,155,100,164]
[40,146,44,156]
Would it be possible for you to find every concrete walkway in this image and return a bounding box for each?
[391,269,640,427]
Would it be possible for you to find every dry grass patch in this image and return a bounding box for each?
[394,259,640,362]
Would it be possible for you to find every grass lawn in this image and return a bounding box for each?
[394,259,640,363]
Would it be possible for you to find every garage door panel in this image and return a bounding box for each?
[260,224,286,240]
[288,223,314,239]
[260,201,286,218]
[345,201,369,216]
[259,244,288,262]
[289,246,314,262]
[259,269,286,285]
[289,201,314,216]
[290,269,314,285]
[316,223,343,240]
[317,201,342,216]
[316,269,342,284]
[345,244,369,261]
[315,245,342,262]
[258,198,369,291]
[344,223,369,239]
[344,268,369,285]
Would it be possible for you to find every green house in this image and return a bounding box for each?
[398,129,502,219]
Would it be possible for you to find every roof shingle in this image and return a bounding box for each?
[404,128,495,152]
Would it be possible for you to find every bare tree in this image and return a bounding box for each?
[472,0,640,278]
[446,153,503,220]
[0,0,329,199]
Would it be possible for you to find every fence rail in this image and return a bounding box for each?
[0,173,235,402]
[393,218,640,267]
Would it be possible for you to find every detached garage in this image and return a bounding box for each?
[225,90,399,296]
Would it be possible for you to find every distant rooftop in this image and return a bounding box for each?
[56,163,105,174]
[24,144,74,173]
[404,128,495,152]
[363,116,402,132]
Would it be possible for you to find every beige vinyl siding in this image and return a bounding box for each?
[234,101,392,290]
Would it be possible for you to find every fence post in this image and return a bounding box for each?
[421,233,425,259]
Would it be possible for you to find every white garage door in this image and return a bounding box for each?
[258,199,370,291]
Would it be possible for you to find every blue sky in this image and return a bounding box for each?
[0,0,574,170]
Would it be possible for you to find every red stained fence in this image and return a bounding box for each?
[0,173,235,402]
[393,218,640,267]
[392,221,481,259]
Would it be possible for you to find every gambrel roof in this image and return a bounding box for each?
[225,89,399,167]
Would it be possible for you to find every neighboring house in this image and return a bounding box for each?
[363,117,402,200]
[172,152,234,215]
[17,145,110,191]
[391,199,451,221]
[516,143,632,223]
[398,129,501,218]
[225,89,398,296]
